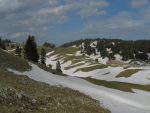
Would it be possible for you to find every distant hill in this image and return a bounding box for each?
[61,38,150,61]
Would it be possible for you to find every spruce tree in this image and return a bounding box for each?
[24,35,39,62]
[0,37,6,50]
[1,41,6,50]
[15,46,22,56]
[40,48,46,65]
[101,49,108,58]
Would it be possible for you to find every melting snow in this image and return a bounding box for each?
[8,63,150,113]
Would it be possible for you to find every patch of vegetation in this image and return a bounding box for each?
[0,49,31,72]
[116,69,141,78]
[37,46,53,54]
[64,63,85,70]
[24,35,39,63]
[83,77,150,93]
[0,69,110,113]
[62,55,84,64]
[61,38,150,61]
[50,47,78,56]
[75,65,107,72]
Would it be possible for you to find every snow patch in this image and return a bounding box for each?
[8,63,150,113]
[98,57,109,64]
[46,51,54,56]
[115,54,123,61]
[72,45,77,48]
[112,42,115,46]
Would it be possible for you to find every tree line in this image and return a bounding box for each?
[0,38,12,50]
[61,38,150,61]
[14,35,62,73]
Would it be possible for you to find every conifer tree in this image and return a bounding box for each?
[101,49,108,58]
[24,35,39,62]
[0,37,6,50]
[40,48,46,65]
[15,46,22,56]
[56,61,62,73]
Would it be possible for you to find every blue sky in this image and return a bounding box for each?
[0,0,150,45]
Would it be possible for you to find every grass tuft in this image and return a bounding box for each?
[116,69,141,78]
[83,77,150,93]
[0,49,31,72]
[75,65,107,72]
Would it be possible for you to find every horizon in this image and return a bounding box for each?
[0,0,150,45]
[14,37,150,46]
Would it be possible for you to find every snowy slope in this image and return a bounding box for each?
[68,66,150,85]
[8,63,150,113]
[46,51,150,85]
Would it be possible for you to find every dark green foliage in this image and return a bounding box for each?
[0,38,2,48]
[61,38,150,61]
[0,37,6,50]
[3,39,11,43]
[135,52,148,61]
[10,44,15,48]
[40,48,46,65]
[121,50,134,61]
[80,41,96,56]
[101,49,108,59]
[84,42,92,55]
[43,42,56,48]
[15,46,22,56]
[24,35,39,62]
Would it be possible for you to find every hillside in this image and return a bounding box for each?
[45,39,150,86]
[0,49,110,113]
[61,39,150,61]
[44,39,150,113]
[2,38,150,113]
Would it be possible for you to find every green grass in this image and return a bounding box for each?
[116,69,141,78]
[52,55,64,61]
[47,47,85,65]
[0,48,110,112]
[49,47,78,56]
[75,65,107,72]
[83,77,150,93]
[62,55,84,64]
[64,63,85,70]
[47,47,108,70]
[0,69,110,113]
[37,46,53,54]
[0,49,31,72]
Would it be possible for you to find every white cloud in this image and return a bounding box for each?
[90,1,109,7]
[80,8,106,18]
[79,0,109,18]
[63,0,109,18]
[132,0,149,8]
[48,0,59,6]
[0,0,74,39]
[85,12,144,30]
[0,0,109,40]
[81,11,148,39]
[1,0,149,43]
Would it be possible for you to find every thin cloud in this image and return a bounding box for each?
[132,0,149,8]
